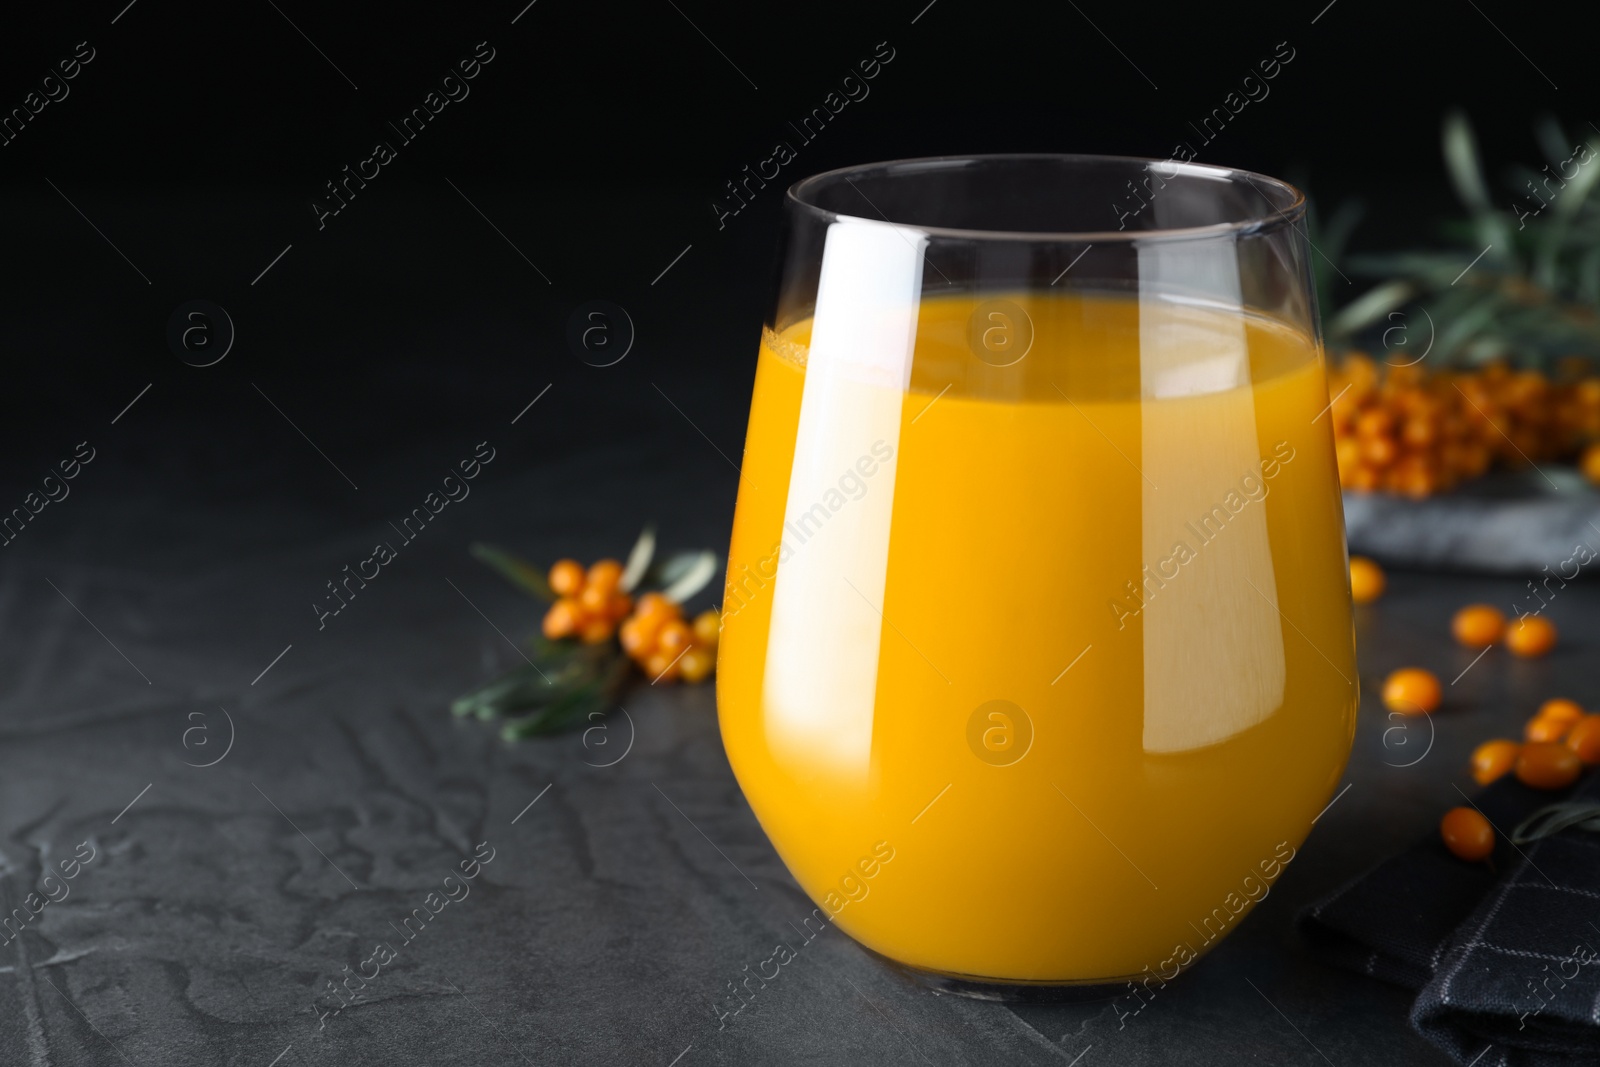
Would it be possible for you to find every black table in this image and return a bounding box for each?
[8,423,1592,1067]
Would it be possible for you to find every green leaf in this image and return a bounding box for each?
[501,685,608,738]
[1434,293,1508,356]
[1326,280,1415,338]
[1513,800,1600,844]
[620,524,656,593]
[1534,139,1600,286]
[1443,110,1494,217]
[1534,113,1571,171]
[499,655,633,738]
[1442,111,1513,255]
[451,661,557,717]
[658,550,720,604]
[1578,246,1600,305]
[470,543,555,602]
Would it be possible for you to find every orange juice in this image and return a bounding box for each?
[717,291,1357,983]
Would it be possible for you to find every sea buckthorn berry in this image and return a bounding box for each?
[644,650,682,682]
[617,614,656,655]
[586,559,624,595]
[1537,698,1584,725]
[636,592,679,622]
[1346,465,1381,492]
[1360,434,1400,467]
[1450,604,1505,647]
[1356,408,1394,438]
[1470,739,1520,785]
[1335,438,1362,476]
[1440,807,1495,862]
[1581,442,1600,487]
[1505,615,1558,658]
[1515,741,1582,791]
[1526,714,1574,743]
[692,609,721,648]
[542,597,584,640]
[549,559,585,597]
[578,583,613,615]
[579,617,614,645]
[1349,557,1385,605]
[1565,715,1600,765]
[657,620,693,657]
[1382,668,1442,715]
[607,593,635,622]
[679,646,715,684]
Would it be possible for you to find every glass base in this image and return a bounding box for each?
[865,946,1139,1003]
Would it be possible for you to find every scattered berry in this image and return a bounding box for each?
[1349,557,1386,604]
[1505,615,1558,658]
[1382,668,1442,715]
[1470,739,1521,786]
[1440,807,1495,862]
[1537,698,1584,725]
[1451,604,1506,647]
[1526,714,1574,743]
[1566,715,1600,765]
[1515,741,1582,790]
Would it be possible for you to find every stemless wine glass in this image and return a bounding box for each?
[716,154,1358,992]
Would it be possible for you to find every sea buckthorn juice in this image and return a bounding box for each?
[717,287,1357,984]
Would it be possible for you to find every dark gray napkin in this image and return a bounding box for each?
[1299,771,1600,1066]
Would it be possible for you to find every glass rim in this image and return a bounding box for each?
[785,152,1307,244]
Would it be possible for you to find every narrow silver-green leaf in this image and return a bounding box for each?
[659,550,719,604]
[1326,280,1414,338]
[620,523,656,593]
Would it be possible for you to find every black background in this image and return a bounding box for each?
[0,0,1584,518]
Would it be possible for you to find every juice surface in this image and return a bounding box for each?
[718,291,1357,982]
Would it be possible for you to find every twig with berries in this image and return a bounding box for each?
[450,526,721,739]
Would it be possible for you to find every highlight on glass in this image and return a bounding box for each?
[716,154,1358,990]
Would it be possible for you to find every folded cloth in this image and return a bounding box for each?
[1299,770,1600,1066]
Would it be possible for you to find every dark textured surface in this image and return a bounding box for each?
[4,361,1598,1066]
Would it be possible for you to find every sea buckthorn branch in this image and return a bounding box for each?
[451,526,722,738]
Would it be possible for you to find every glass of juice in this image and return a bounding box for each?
[717,155,1357,992]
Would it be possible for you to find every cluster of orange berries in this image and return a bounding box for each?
[542,558,634,644]
[619,594,719,684]
[539,557,720,685]
[1327,354,1600,498]
[1442,699,1600,862]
